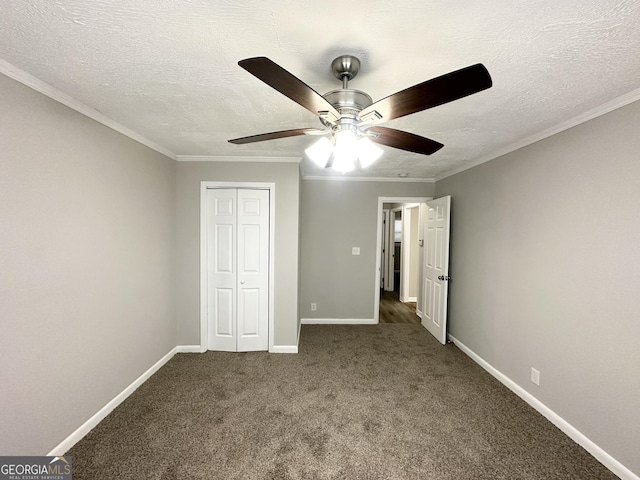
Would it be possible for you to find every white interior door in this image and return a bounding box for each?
[206,188,269,352]
[401,204,419,303]
[236,189,269,352]
[421,196,451,344]
[389,208,402,292]
[385,209,395,292]
[416,202,427,318]
[207,189,237,352]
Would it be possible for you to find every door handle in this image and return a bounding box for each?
[438,275,451,281]
[240,281,245,284]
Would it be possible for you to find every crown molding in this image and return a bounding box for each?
[435,86,640,182]
[176,155,301,163]
[302,175,435,183]
[0,58,176,160]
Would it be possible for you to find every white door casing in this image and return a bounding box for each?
[421,196,451,344]
[202,184,271,352]
[373,196,432,323]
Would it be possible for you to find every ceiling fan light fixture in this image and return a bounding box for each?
[357,137,383,168]
[307,132,381,172]
[305,136,333,167]
[331,155,355,173]
[332,130,358,173]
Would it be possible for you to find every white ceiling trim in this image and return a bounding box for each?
[435,86,640,182]
[0,58,177,160]
[302,175,435,183]
[176,155,301,163]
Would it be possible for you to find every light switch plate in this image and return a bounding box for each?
[352,247,360,255]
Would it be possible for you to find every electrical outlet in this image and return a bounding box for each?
[352,247,360,255]
[311,303,317,312]
[530,367,540,386]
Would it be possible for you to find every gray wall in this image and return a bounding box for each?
[435,100,640,475]
[0,74,176,454]
[175,161,300,347]
[300,180,434,319]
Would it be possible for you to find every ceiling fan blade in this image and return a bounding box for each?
[358,64,492,123]
[367,126,444,155]
[239,57,340,122]
[228,128,327,145]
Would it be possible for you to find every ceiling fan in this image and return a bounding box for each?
[229,55,492,173]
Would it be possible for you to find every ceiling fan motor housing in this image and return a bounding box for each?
[321,88,373,133]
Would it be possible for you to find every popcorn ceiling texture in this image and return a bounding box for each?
[1,0,639,179]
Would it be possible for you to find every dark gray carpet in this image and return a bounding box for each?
[67,325,616,479]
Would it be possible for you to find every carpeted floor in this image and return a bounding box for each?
[67,325,616,479]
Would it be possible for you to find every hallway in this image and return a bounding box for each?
[379,290,420,324]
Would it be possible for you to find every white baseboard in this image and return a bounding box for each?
[47,347,177,456]
[176,345,203,353]
[270,345,298,353]
[301,318,377,325]
[449,334,639,480]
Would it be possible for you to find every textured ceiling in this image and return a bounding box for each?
[1,0,639,180]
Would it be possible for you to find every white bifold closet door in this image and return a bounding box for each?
[206,188,269,352]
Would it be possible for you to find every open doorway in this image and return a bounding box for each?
[374,196,432,324]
